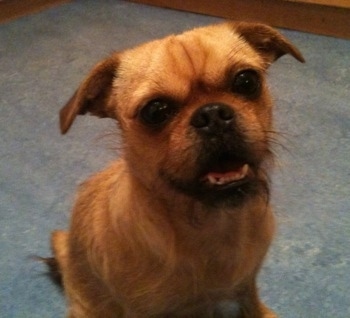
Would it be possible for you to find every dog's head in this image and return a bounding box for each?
[60,22,304,206]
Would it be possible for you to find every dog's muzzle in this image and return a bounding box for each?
[161,102,269,206]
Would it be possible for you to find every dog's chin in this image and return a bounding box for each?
[161,155,269,208]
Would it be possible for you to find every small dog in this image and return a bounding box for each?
[51,21,304,317]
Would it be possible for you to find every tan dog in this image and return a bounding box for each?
[51,22,304,318]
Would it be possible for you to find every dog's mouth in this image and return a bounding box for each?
[161,148,266,206]
[201,163,250,189]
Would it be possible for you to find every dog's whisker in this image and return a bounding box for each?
[93,127,124,155]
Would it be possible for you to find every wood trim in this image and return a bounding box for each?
[129,0,350,39]
[0,0,71,24]
[286,0,350,9]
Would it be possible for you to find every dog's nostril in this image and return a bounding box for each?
[191,111,210,128]
[190,103,234,132]
[218,107,234,121]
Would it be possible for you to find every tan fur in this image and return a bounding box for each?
[53,22,304,317]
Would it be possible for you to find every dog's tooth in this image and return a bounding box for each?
[241,164,249,177]
[235,174,243,181]
[208,175,218,184]
[219,178,226,185]
[226,175,237,183]
[216,178,223,185]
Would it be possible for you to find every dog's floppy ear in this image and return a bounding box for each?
[234,22,305,64]
[59,56,119,134]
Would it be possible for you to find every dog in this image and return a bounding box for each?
[50,21,304,317]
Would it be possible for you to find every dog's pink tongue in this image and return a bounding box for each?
[205,164,249,185]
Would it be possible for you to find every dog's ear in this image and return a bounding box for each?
[234,22,305,64]
[59,56,119,134]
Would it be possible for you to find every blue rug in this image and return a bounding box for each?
[1,1,349,317]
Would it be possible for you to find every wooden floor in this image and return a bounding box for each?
[1,0,349,39]
[130,0,350,39]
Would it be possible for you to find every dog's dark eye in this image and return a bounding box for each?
[232,70,261,97]
[139,99,177,126]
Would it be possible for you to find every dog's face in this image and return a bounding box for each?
[60,22,303,206]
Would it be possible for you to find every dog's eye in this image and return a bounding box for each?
[232,70,261,97]
[139,99,177,126]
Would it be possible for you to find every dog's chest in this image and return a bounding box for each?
[126,224,247,312]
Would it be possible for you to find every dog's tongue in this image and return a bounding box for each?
[204,164,249,185]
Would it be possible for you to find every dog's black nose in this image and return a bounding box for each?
[190,103,234,134]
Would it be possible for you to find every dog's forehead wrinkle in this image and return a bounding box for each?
[176,36,204,79]
[116,27,264,113]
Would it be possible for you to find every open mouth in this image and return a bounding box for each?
[161,156,259,206]
[201,163,250,189]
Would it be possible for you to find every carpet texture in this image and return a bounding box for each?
[0,0,349,317]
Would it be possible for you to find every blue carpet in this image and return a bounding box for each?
[1,1,349,317]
